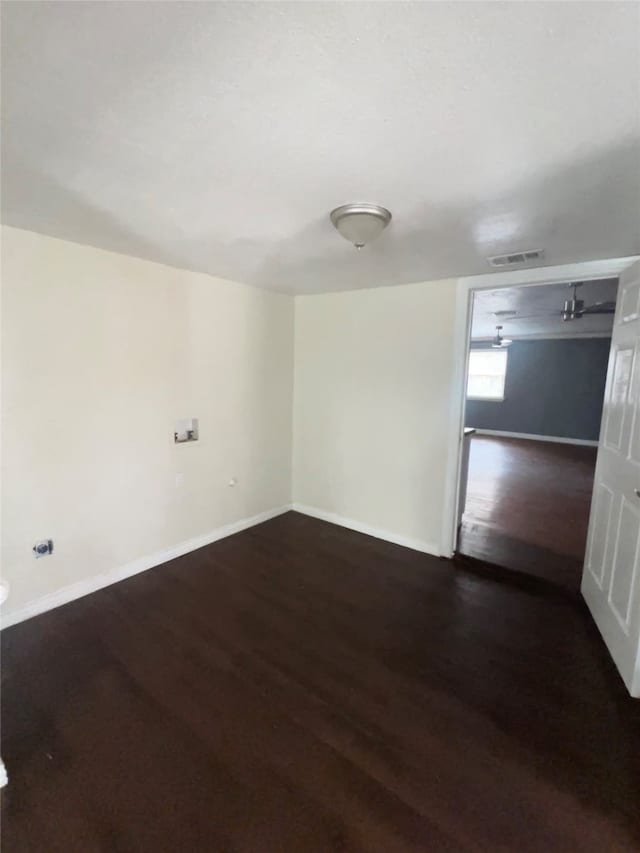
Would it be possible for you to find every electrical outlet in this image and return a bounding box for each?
[175,472,184,488]
[33,539,53,558]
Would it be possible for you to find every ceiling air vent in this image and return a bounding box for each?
[487,249,544,268]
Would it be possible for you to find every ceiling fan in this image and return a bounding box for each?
[491,325,512,348]
[492,282,617,325]
[560,282,616,322]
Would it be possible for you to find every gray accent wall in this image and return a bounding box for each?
[464,338,611,441]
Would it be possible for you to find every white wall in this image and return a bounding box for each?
[292,279,457,555]
[1,229,457,626]
[1,227,293,623]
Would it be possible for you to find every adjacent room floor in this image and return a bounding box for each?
[457,434,598,592]
[2,512,639,852]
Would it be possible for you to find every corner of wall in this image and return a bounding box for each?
[1,229,298,627]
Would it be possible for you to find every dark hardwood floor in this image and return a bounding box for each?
[458,435,598,592]
[2,511,639,852]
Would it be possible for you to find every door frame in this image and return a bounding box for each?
[440,255,640,559]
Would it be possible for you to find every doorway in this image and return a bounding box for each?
[442,257,640,695]
[454,277,617,594]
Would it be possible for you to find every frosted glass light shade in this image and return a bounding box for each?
[330,203,392,248]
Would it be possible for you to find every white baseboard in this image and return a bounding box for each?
[292,503,441,557]
[473,429,598,447]
[1,504,292,630]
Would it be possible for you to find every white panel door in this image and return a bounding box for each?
[582,260,640,696]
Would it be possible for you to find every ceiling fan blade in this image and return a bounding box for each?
[492,305,615,322]
[579,302,616,315]
[497,314,550,321]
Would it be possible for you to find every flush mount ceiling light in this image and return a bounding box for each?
[329,203,392,250]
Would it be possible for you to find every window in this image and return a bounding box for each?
[466,349,507,401]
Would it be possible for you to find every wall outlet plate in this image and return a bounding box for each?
[174,418,199,444]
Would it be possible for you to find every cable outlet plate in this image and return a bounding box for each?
[33,539,54,558]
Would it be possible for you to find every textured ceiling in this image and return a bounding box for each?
[471,278,618,339]
[2,1,639,293]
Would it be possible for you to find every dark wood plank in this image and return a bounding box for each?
[2,511,639,852]
[458,435,598,591]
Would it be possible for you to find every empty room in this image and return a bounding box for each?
[1,2,639,852]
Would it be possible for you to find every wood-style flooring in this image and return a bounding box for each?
[458,435,598,592]
[2,511,639,852]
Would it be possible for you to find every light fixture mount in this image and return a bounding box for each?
[330,203,392,250]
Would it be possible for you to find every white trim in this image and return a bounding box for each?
[458,256,638,292]
[0,760,7,788]
[440,282,474,558]
[473,429,599,447]
[292,503,440,557]
[441,255,639,559]
[1,505,292,630]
